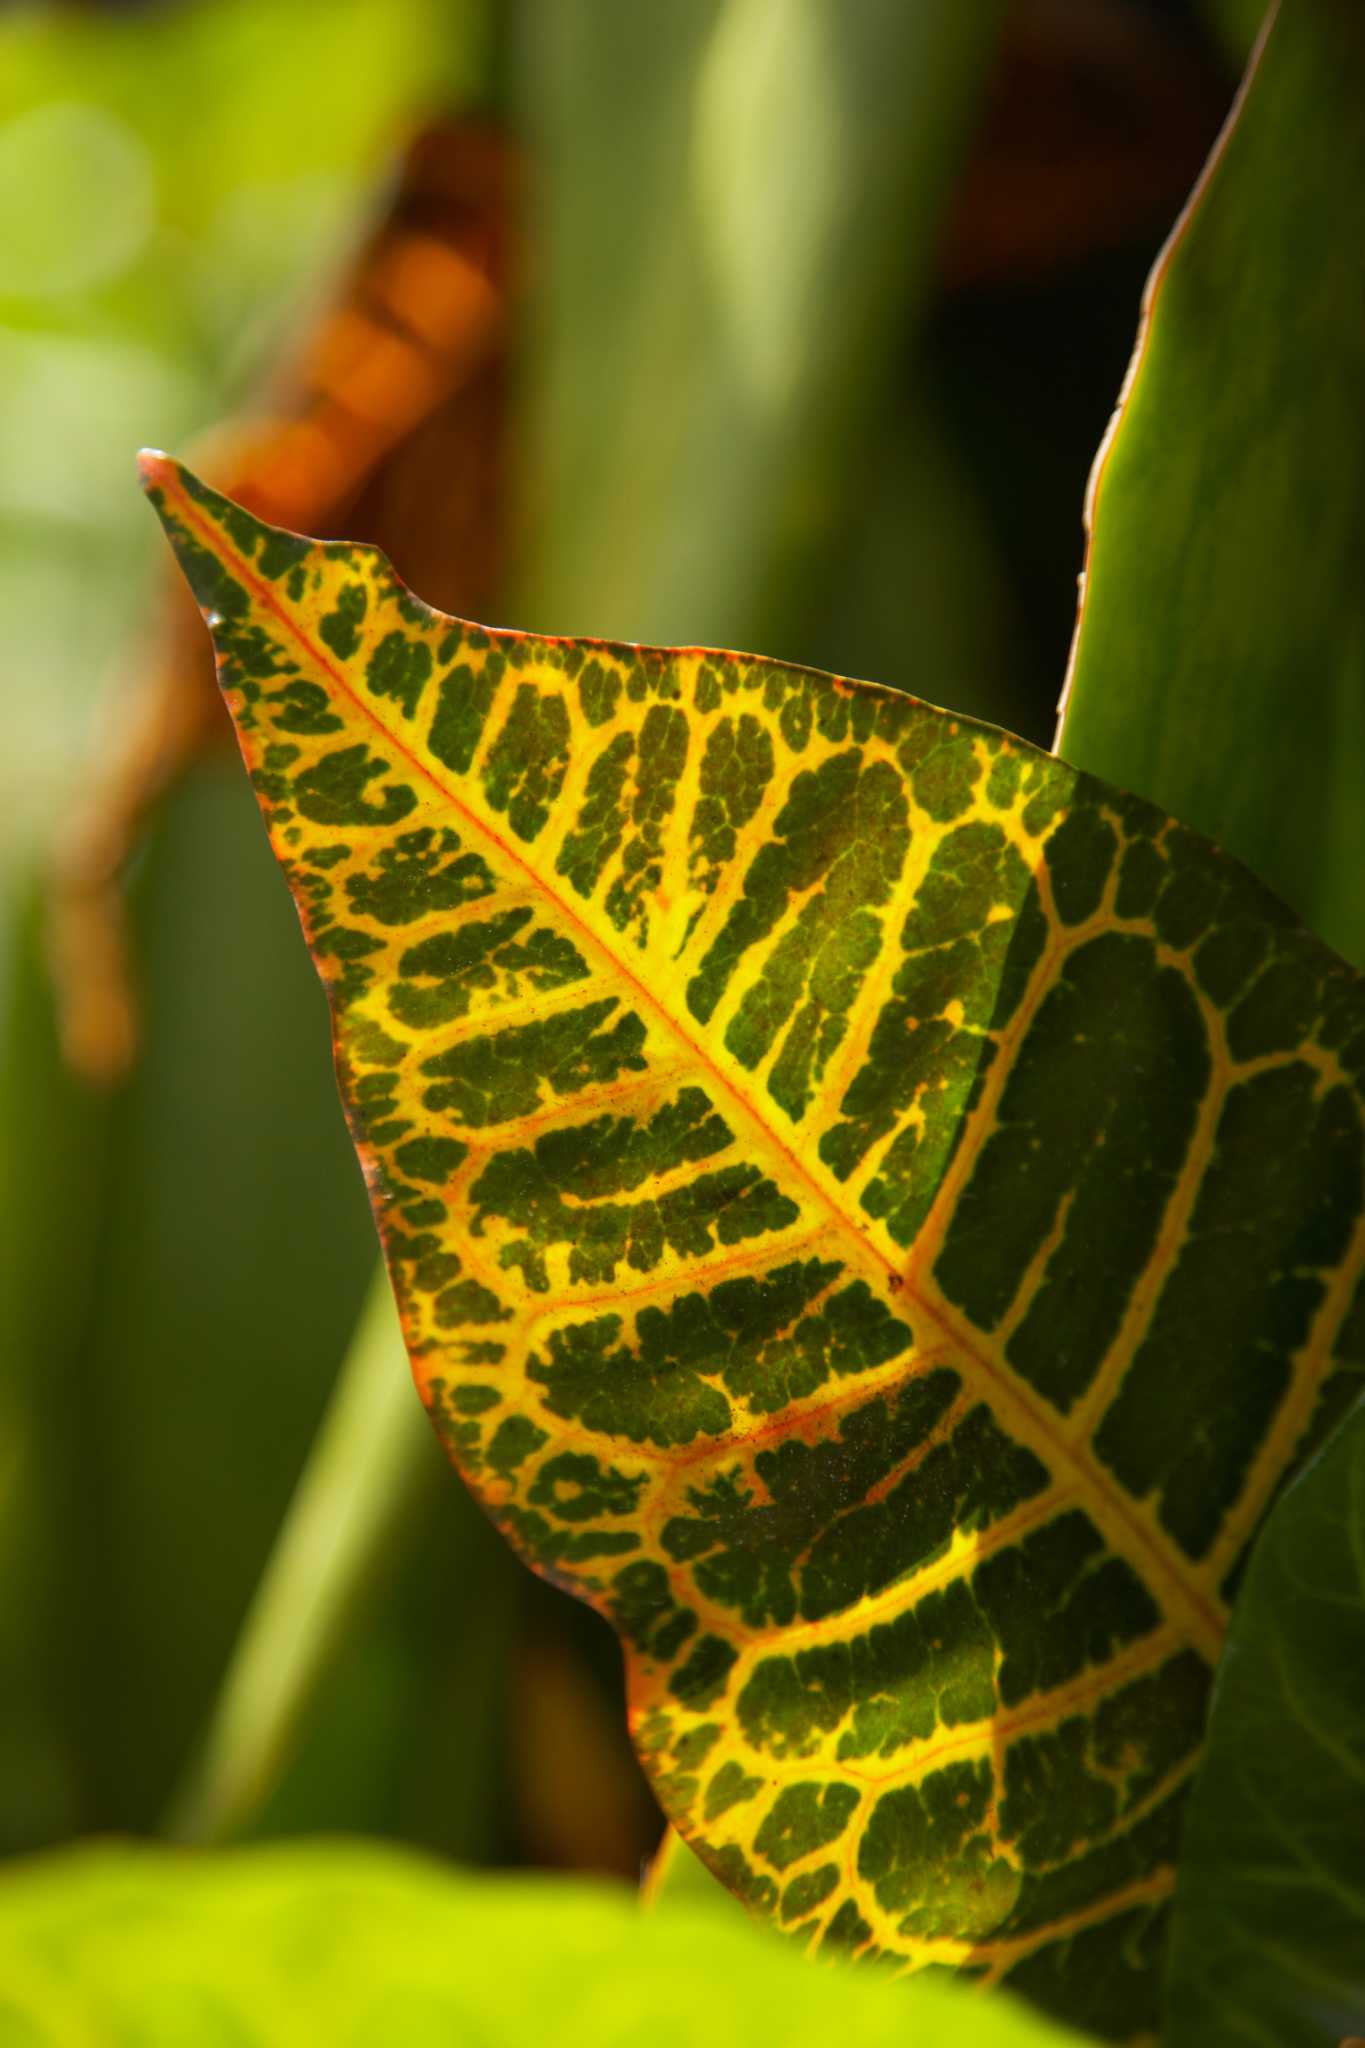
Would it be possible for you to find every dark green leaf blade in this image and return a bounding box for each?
[1164,1395,1365,2047]
[1058,1,1365,968]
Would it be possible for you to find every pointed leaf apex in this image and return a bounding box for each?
[137,451,265,540]
[137,447,177,494]
[137,456,318,624]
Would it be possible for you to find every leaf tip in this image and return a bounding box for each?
[137,447,177,497]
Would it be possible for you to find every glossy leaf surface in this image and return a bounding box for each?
[1164,1393,1365,2046]
[144,458,1365,2040]
[1058,1,1365,968]
[0,1841,1078,2046]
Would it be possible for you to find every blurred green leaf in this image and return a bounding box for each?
[239,1483,521,1863]
[0,0,473,861]
[60,762,382,1829]
[799,372,1036,740]
[164,1270,440,1844]
[50,761,524,1859]
[0,885,114,1851]
[513,0,1004,660]
[165,1261,526,1863]
[1201,0,1272,65]
[1164,1396,1365,2046]
[0,1840,1083,2047]
[1057,0,1365,968]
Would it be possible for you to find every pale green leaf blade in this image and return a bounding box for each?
[0,1840,1081,2046]
[1057,0,1365,967]
[142,455,1365,2041]
[1164,1394,1365,2047]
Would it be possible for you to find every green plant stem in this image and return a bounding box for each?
[164,1267,439,1844]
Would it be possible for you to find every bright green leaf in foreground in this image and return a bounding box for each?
[1058,0,1365,967]
[0,1840,1079,2047]
[143,457,1365,2041]
[1164,1393,1365,2046]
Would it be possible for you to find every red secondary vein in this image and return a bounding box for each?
[151,457,1225,1658]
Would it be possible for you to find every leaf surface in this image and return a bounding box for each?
[143,456,1365,2040]
[1164,1392,1365,2046]
[0,1840,1078,2046]
[1058,0,1365,968]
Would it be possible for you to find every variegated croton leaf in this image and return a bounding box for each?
[142,455,1365,2042]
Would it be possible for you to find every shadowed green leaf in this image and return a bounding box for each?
[1057,0,1365,968]
[1164,1394,1365,2046]
[0,884,113,1851]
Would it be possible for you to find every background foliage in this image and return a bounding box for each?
[7,2,1360,2043]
